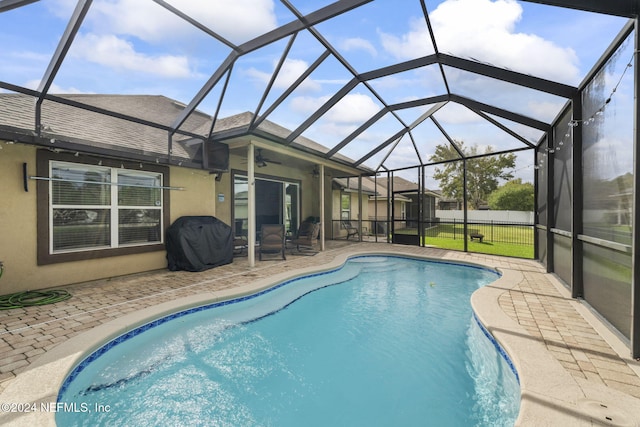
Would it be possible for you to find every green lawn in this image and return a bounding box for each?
[395,223,535,259]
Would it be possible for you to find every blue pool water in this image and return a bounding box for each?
[57,256,520,426]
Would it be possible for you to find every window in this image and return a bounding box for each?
[50,161,163,252]
[341,193,351,220]
[37,151,169,264]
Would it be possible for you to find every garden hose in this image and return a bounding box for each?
[0,290,72,310]
[0,261,72,310]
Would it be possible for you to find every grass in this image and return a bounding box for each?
[394,223,535,259]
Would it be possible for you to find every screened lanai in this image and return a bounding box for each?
[0,0,639,356]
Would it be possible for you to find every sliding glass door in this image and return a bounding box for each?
[233,174,300,240]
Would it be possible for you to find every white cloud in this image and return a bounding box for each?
[378,17,434,59]
[70,33,192,78]
[47,0,77,18]
[24,80,86,94]
[527,100,565,121]
[290,96,324,114]
[434,103,481,125]
[245,58,322,93]
[326,93,381,123]
[429,0,579,82]
[89,0,277,45]
[275,59,316,89]
[317,122,360,140]
[369,75,415,91]
[377,0,579,83]
[290,93,381,140]
[341,37,377,57]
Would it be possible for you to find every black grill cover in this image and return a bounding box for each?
[166,216,233,272]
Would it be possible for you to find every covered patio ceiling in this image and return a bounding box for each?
[0,0,636,178]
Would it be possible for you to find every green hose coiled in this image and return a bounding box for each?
[0,290,72,310]
[0,262,72,310]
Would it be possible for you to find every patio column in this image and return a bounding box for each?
[319,164,325,251]
[463,158,468,253]
[248,142,256,267]
[358,175,363,242]
[545,132,554,274]
[571,98,583,299]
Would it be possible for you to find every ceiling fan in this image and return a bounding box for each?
[254,149,281,167]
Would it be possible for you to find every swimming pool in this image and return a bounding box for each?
[57,255,520,426]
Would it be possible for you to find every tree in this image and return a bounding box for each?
[430,141,516,209]
[488,179,534,211]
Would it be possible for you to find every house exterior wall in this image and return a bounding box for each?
[0,142,218,293]
[331,188,369,239]
[218,152,320,232]
[0,141,345,292]
[368,199,406,220]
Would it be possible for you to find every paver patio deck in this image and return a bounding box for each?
[1,241,639,425]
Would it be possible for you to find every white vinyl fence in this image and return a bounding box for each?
[435,210,534,224]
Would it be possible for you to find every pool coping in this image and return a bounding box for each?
[472,268,640,426]
[1,248,640,426]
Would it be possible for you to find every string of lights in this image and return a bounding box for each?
[534,51,636,170]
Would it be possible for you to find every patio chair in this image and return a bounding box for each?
[259,224,286,260]
[289,221,320,253]
[341,220,359,240]
[233,236,248,256]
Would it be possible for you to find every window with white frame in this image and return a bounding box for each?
[341,193,351,220]
[50,161,163,253]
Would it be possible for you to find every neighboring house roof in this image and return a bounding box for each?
[362,176,440,198]
[332,175,441,201]
[332,177,377,195]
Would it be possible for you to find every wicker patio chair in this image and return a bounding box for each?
[259,224,286,260]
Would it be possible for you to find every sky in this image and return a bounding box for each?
[0,0,633,185]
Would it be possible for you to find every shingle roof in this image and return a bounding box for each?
[0,94,360,167]
[212,111,357,165]
[0,94,205,159]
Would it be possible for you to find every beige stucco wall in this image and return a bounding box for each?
[219,152,321,227]
[0,142,218,293]
[0,141,343,292]
[331,188,369,239]
[369,198,408,220]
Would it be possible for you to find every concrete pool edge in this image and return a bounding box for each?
[1,248,639,426]
[471,268,640,426]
